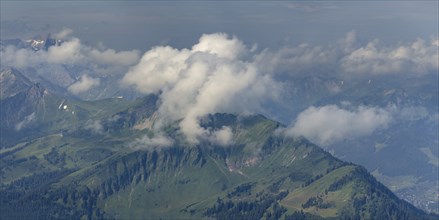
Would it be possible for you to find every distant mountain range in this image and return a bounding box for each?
[0,68,437,219]
[0,38,139,101]
[0,34,61,51]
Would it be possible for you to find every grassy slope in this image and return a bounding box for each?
[0,101,432,219]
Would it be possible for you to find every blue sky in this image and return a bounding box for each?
[1,1,437,50]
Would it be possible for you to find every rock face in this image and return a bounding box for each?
[0,82,50,147]
[1,83,44,127]
[0,68,33,99]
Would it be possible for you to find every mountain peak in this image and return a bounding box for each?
[24,34,62,51]
[26,83,48,101]
[0,68,33,99]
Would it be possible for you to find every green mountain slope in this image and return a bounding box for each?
[0,82,151,148]
[0,99,434,220]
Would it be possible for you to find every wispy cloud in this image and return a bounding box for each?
[14,112,36,131]
[68,74,100,94]
[84,119,105,134]
[256,31,438,78]
[341,38,438,75]
[284,3,338,13]
[129,133,174,150]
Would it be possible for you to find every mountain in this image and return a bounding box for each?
[0,40,139,102]
[0,70,139,148]
[0,81,435,219]
[279,74,439,213]
[327,76,438,213]
[0,35,61,52]
[0,68,33,99]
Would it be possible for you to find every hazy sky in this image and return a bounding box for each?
[1,1,437,50]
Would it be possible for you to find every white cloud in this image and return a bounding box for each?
[122,32,437,145]
[44,37,140,67]
[1,29,436,103]
[0,29,141,78]
[46,38,83,64]
[284,105,392,146]
[2,30,437,146]
[122,33,280,144]
[284,3,337,13]
[255,32,438,78]
[254,31,359,77]
[0,39,84,67]
[14,112,36,131]
[1,46,39,68]
[341,38,439,75]
[1,37,82,66]
[210,126,234,146]
[339,30,357,53]
[399,106,429,121]
[68,74,100,94]
[130,133,174,150]
[254,43,338,78]
[122,46,190,94]
[90,48,140,66]
[192,33,246,59]
[84,120,104,134]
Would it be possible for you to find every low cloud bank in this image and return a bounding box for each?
[256,31,438,78]
[283,105,392,146]
[1,28,141,92]
[2,29,437,147]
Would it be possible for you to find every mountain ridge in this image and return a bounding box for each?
[0,80,436,219]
